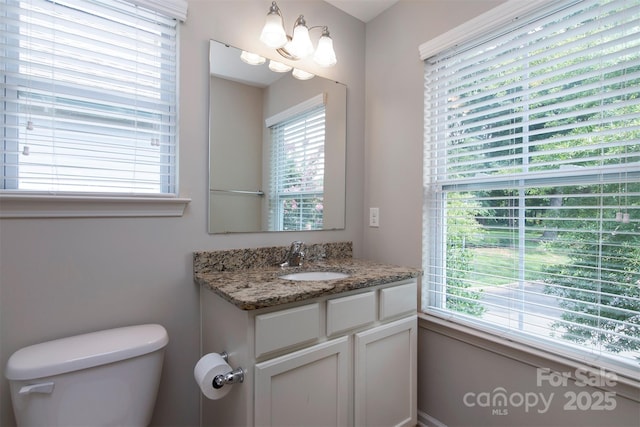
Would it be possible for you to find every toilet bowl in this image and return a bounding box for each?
[5,324,168,427]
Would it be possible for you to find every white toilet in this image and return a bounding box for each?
[5,324,168,427]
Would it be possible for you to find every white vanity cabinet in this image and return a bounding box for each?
[200,278,417,427]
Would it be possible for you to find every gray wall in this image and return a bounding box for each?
[0,1,364,426]
[362,0,506,267]
[418,321,640,427]
[365,1,640,426]
[2,1,638,427]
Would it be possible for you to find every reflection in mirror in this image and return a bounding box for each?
[208,40,347,233]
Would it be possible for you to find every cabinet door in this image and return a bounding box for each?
[255,336,349,427]
[354,316,417,427]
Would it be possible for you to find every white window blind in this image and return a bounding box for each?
[1,0,180,195]
[269,104,326,231]
[423,0,640,373]
[128,0,187,21]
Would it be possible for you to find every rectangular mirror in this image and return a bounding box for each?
[208,40,347,233]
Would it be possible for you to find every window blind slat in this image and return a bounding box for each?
[433,64,640,129]
[428,0,638,69]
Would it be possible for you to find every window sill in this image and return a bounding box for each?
[0,194,191,218]
[418,312,640,402]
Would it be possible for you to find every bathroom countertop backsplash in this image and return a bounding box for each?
[194,242,421,310]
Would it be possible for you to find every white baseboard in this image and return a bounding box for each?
[417,410,447,427]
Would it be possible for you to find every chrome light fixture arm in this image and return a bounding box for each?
[261,1,337,67]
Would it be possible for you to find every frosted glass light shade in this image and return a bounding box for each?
[260,13,287,48]
[289,23,313,59]
[313,34,336,67]
[269,60,292,72]
[292,68,314,80]
[240,51,266,65]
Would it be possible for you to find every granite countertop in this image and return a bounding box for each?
[194,243,421,311]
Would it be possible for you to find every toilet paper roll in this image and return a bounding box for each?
[194,353,233,400]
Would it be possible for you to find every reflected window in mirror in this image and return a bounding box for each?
[208,40,346,234]
[269,103,325,231]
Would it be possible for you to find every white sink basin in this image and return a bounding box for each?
[279,271,350,281]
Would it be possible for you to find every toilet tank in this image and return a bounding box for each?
[5,324,169,427]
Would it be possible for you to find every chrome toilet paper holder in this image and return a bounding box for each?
[212,351,244,389]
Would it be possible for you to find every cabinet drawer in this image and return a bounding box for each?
[327,291,376,336]
[255,303,320,357]
[379,281,417,320]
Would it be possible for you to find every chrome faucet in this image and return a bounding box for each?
[281,241,305,267]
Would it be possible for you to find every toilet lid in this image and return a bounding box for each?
[5,324,168,380]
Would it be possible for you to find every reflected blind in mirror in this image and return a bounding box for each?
[269,104,326,231]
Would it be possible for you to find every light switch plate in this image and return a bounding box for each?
[369,207,379,227]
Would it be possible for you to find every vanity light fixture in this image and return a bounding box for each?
[259,1,337,67]
[313,27,337,67]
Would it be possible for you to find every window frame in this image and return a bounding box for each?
[421,0,640,382]
[0,0,190,218]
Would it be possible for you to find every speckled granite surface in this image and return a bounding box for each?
[193,242,353,274]
[194,242,421,311]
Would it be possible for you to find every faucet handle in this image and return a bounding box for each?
[281,241,305,267]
